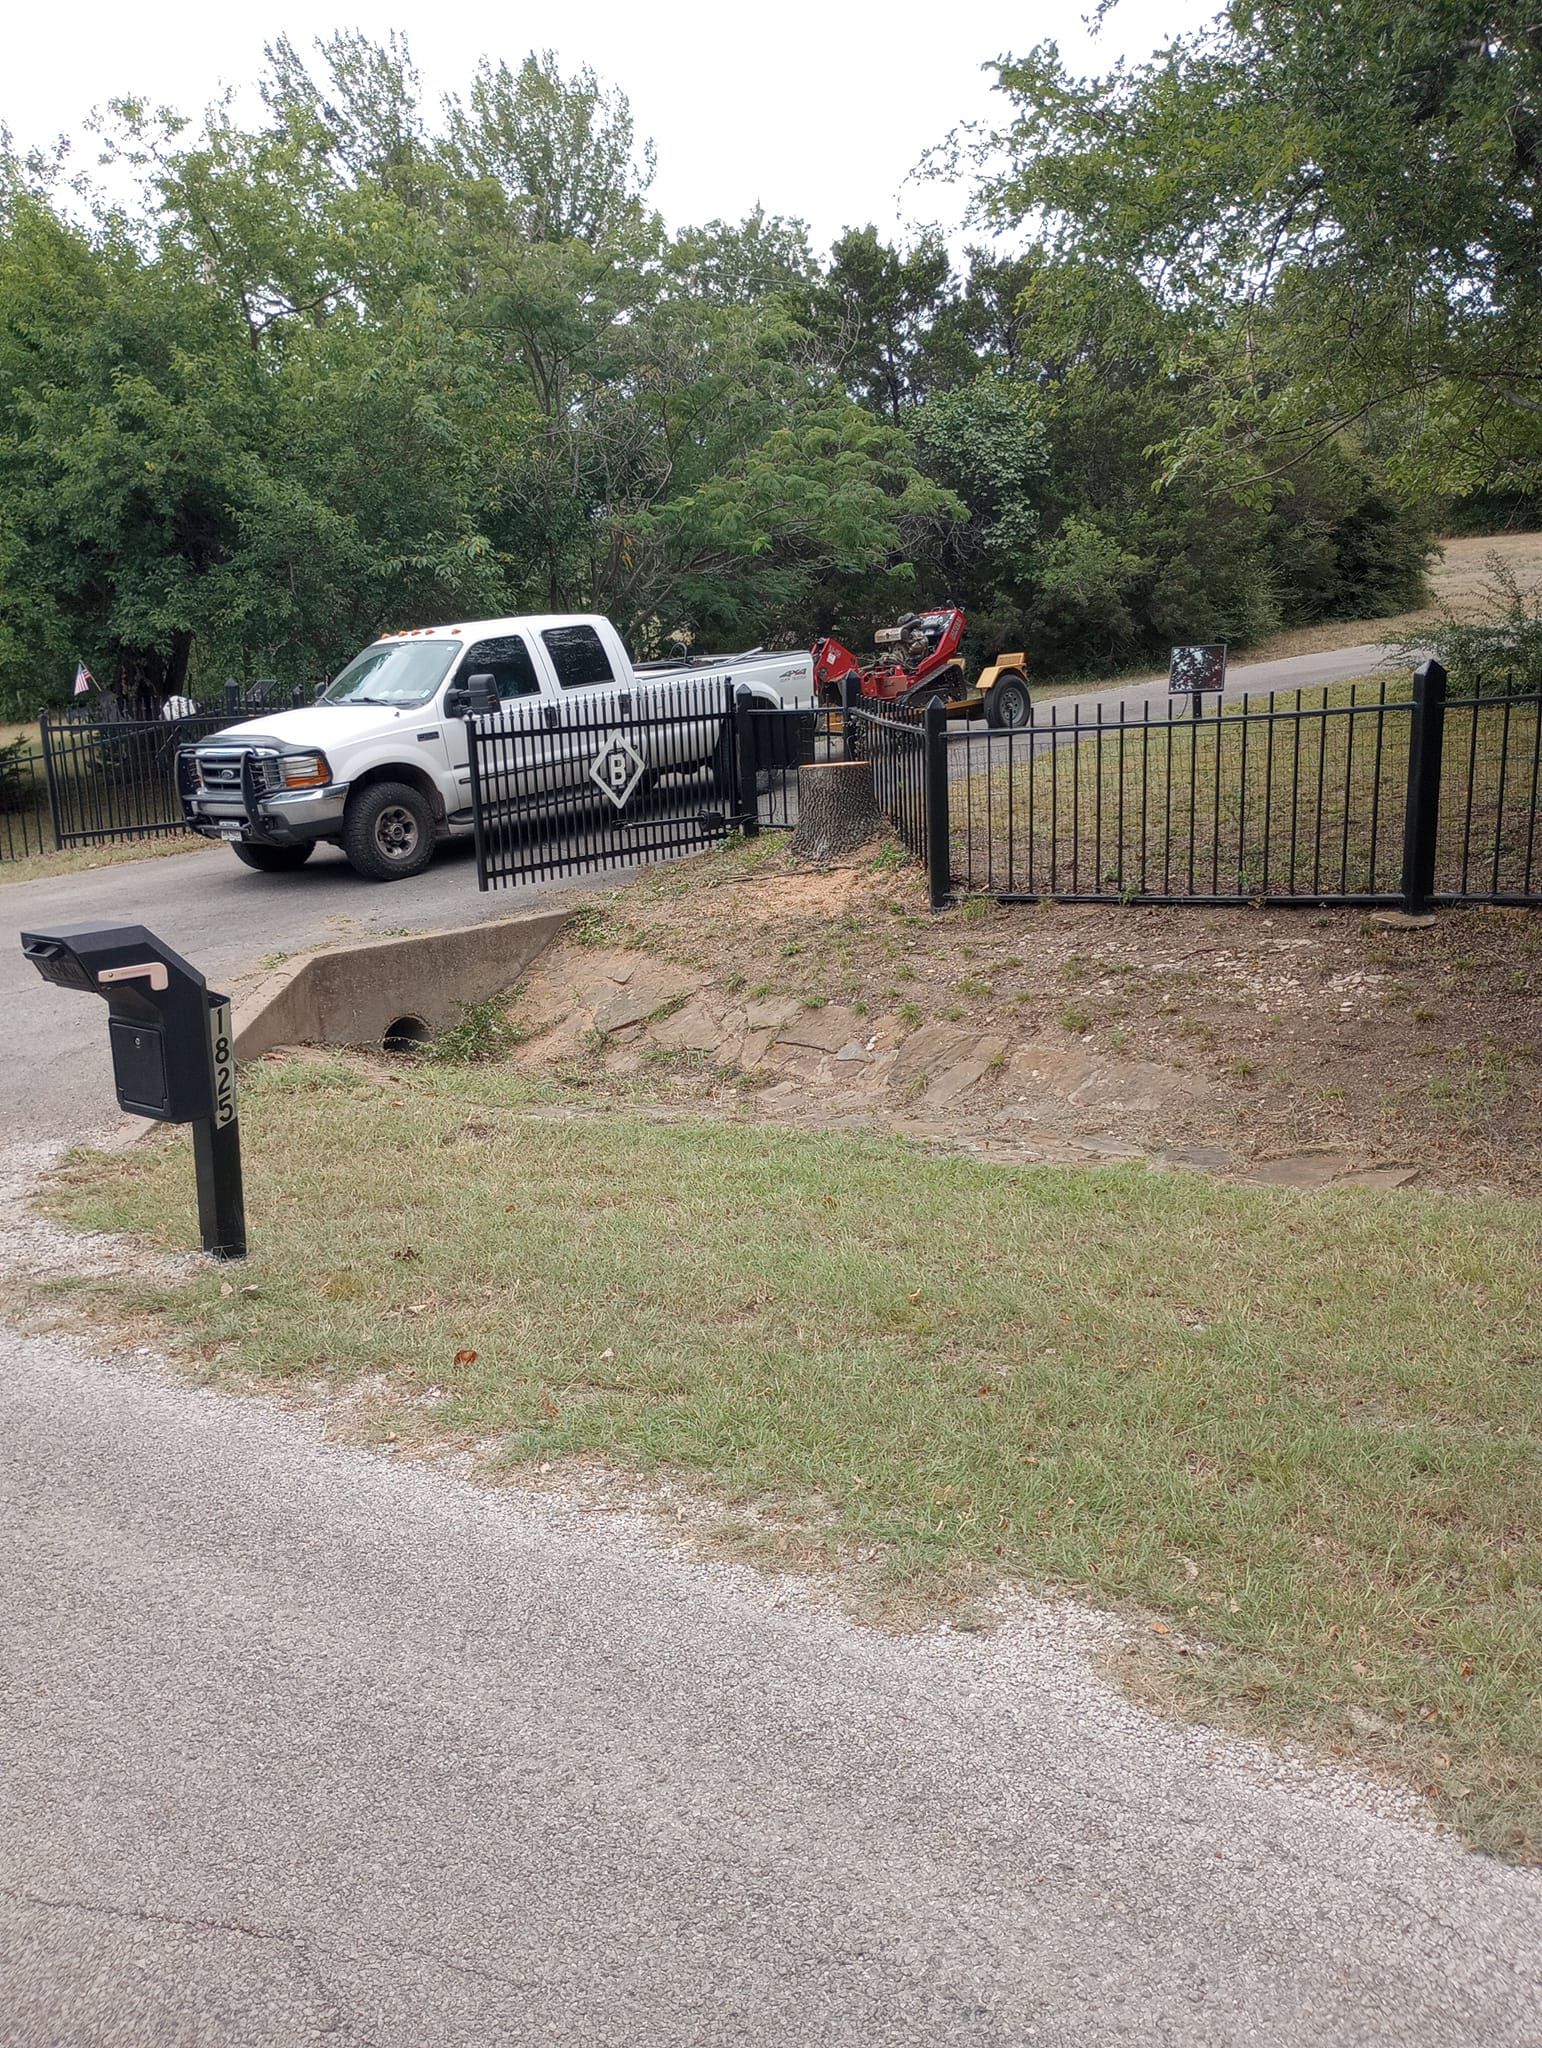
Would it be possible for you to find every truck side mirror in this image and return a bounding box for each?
[445,672,501,720]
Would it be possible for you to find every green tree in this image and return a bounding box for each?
[811,226,957,422]
[971,3,1542,497]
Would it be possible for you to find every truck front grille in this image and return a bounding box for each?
[196,748,281,795]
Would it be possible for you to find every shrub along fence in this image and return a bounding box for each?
[746,661,1542,914]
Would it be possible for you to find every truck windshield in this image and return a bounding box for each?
[321,641,458,709]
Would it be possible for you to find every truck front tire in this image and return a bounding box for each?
[232,840,314,873]
[343,781,436,881]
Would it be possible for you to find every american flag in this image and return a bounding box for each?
[73,662,95,697]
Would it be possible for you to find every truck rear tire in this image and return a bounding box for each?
[232,841,314,873]
[343,781,436,881]
[984,672,1032,730]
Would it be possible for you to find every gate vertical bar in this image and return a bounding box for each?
[38,714,66,852]
[733,683,758,837]
[924,698,951,910]
[1399,657,1447,914]
[466,712,489,891]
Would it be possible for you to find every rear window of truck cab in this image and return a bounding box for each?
[542,624,615,689]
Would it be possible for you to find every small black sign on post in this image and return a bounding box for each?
[1169,644,1228,721]
[19,923,246,1259]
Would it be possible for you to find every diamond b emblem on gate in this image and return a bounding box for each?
[589,732,648,810]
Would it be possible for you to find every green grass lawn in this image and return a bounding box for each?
[954,677,1540,902]
[44,1054,1542,1859]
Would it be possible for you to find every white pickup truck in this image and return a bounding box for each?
[179,613,814,880]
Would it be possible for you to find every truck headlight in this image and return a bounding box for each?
[276,750,332,790]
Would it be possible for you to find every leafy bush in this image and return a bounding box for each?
[422,999,528,1065]
[1399,553,1542,694]
[0,734,37,814]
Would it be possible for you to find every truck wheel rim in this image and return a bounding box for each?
[376,805,420,859]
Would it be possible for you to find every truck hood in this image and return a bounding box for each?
[199,704,433,752]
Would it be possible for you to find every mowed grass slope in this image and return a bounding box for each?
[48,1057,1542,1857]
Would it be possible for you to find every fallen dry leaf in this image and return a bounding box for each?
[453,1348,478,1366]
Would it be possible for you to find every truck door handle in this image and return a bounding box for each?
[542,705,559,729]
[617,692,632,714]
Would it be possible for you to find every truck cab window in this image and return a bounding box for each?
[542,624,615,689]
[461,636,541,699]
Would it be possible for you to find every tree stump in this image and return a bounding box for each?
[790,759,882,862]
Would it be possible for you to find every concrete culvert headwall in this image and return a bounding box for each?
[232,910,571,1060]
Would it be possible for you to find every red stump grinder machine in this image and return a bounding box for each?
[811,606,1032,729]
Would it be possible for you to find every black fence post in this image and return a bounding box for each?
[733,685,759,837]
[224,680,239,717]
[1400,657,1448,914]
[37,714,66,852]
[841,672,860,761]
[923,697,952,910]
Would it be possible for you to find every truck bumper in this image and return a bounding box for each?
[183,784,349,846]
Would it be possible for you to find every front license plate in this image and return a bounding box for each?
[217,827,245,842]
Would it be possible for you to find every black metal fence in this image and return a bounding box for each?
[747,661,1542,915]
[38,712,244,849]
[0,743,51,861]
[945,667,1539,909]
[0,683,311,863]
[743,694,933,854]
[467,673,743,889]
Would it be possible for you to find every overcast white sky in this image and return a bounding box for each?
[5,0,1212,253]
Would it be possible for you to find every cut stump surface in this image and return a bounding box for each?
[790,760,882,863]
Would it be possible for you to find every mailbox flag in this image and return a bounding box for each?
[73,662,95,697]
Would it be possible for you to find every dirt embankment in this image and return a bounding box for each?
[497,847,1542,1197]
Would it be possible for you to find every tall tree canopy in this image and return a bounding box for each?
[0,23,1450,714]
[970,3,1542,501]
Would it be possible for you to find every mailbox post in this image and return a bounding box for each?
[20,923,246,1259]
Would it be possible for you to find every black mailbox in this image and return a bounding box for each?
[20,923,246,1259]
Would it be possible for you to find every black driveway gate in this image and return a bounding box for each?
[466,675,744,890]
[40,712,239,848]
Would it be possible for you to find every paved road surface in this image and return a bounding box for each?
[3,1324,1538,2048]
[1057,638,1411,717]
[6,629,1540,2045]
